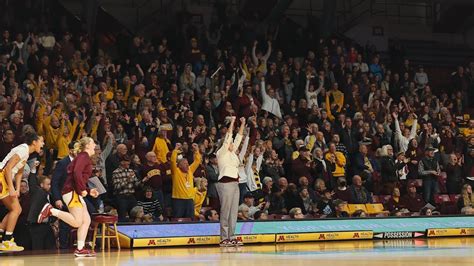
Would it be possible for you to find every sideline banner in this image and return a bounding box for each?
[373,231,425,239]
[426,228,474,237]
[275,231,373,243]
[235,234,275,244]
[134,236,220,247]
[133,234,275,247]
[117,216,474,248]
[118,216,474,239]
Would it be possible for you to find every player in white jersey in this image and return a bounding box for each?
[0,132,44,252]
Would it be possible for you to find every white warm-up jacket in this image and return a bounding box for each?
[216,131,243,180]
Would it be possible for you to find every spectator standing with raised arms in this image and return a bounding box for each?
[216,116,246,247]
[170,142,201,219]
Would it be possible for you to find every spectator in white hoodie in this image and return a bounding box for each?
[414,66,429,90]
[393,112,418,153]
[260,77,282,118]
[305,74,323,108]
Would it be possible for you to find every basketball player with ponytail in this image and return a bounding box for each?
[37,137,99,257]
[0,132,44,252]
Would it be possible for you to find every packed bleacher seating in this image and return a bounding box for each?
[0,0,473,250]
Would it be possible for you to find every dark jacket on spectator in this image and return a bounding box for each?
[445,163,463,194]
[51,156,72,203]
[380,156,399,183]
[27,174,50,224]
[334,187,351,202]
[349,185,373,204]
[291,156,313,184]
[354,153,373,177]
[313,158,334,187]
[268,192,286,215]
[206,163,219,198]
[400,193,426,212]
[406,146,423,179]
[384,197,402,212]
[262,162,285,183]
[339,127,358,154]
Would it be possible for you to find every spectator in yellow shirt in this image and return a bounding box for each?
[152,129,170,164]
[170,143,202,219]
[193,178,208,218]
[463,120,474,137]
[94,82,114,103]
[325,83,344,120]
[56,114,81,159]
[325,142,346,178]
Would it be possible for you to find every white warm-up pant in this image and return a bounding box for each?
[216,181,239,241]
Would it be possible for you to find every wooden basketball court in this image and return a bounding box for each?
[0,237,473,266]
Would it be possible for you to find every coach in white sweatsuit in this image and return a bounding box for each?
[216,116,246,246]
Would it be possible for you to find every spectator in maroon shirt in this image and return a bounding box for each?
[400,182,426,212]
[406,139,423,179]
[291,147,313,184]
[439,127,456,155]
[140,152,164,206]
[384,187,403,212]
[314,178,328,200]
[334,177,351,202]
[234,83,261,118]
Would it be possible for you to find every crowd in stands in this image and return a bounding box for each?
[0,0,474,250]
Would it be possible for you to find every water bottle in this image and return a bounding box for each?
[99,201,104,213]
